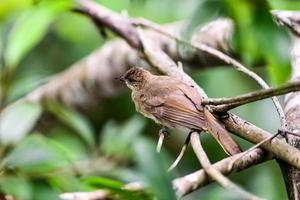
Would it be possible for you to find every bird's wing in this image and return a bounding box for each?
[142,80,241,155]
[143,90,206,130]
[177,83,204,111]
[178,82,241,155]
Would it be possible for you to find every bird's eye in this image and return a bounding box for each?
[128,78,135,83]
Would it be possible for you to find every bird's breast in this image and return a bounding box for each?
[132,92,159,123]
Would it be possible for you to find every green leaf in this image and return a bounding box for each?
[4,0,72,69]
[49,126,89,161]
[49,175,91,192]
[226,0,291,84]
[84,176,150,200]
[84,176,123,189]
[133,138,175,200]
[2,135,71,174]
[0,0,32,20]
[46,102,95,148]
[268,0,300,10]
[0,101,42,144]
[101,115,146,158]
[32,180,60,200]
[0,176,33,200]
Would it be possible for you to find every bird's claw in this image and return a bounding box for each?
[159,127,170,137]
[156,127,170,153]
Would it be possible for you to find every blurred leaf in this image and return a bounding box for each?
[85,176,150,200]
[226,0,290,84]
[179,0,226,59]
[54,12,102,45]
[49,175,90,192]
[252,3,290,84]
[0,176,33,200]
[7,75,48,102]
[101,115,146,158]
[0,0,32,20]
[2,135,72,174]
[133,138,175,200]
[184,0,225,37]
[4,0,72,69]
[84,176,123,189]
[0,101,42,144]
[46,102,95,148]
[49,126,89,161]
[268,0,300,10]
[32,180,60,200]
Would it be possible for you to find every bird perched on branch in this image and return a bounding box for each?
[118,67,241,155]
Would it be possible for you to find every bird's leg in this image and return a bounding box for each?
[156,126,170,153]
[168,131,192,171]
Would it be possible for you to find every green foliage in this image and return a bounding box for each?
[49,175,90,192]
[0,0,32,20]
[101,115,146,159]
[0,176,33,200]
[46,102,95,148]
[4,0,73,69]
[183,0,296,84]
[0,101,42,144]
[226,0,290,84]
[2,135,73,174]
[85,176,150,200]
[134,138,175,200]
[268,0,300,10]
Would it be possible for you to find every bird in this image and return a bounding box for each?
[118,67,241,155]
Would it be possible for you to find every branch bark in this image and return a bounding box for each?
[272,10,300,200]
[189,132,264,200]
[202,80,300,112]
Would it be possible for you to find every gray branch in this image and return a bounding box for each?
[272,10,300,200]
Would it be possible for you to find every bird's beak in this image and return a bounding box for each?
[115,75,125,82]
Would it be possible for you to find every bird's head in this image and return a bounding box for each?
[117,67,151,90]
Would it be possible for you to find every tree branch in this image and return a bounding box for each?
[190,132,264,200]
[134,8,300,170]
[76,0,142,49]
[221,113,300,170]
[133,17,287,128]
[173,148,270,198]
[272,10,300,200]
[202,80,300,112]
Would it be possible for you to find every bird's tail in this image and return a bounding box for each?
[204,108,241,155]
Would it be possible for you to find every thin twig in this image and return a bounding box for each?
[227,133,280,171]
[190,132,264,200]
[222,113,300,170]
[60,190,109,200]
[133,18,287,128]
[202,80,300,112]
[168,132,192,171]
[227,127,300,172]
[174,148,269,198]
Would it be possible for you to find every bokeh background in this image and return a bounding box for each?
[1,0,300,199]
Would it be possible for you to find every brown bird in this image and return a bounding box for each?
[119,67,241,155]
